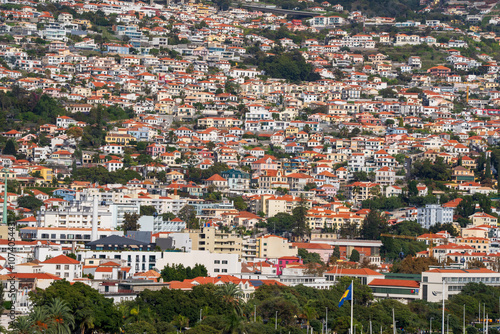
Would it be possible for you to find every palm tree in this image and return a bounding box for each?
[216,283,244,315]
[224,312,245,334]
[301,304,318,333]
[9,316,33,334]
[77,309,94,334]
[172,314,189,330]
[45,298,75,334]
[29,306,49,333]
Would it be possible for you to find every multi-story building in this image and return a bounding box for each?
[256,235,297,259]
[189,225,242,255]
[417,204,454,229]
[421,268,500,302]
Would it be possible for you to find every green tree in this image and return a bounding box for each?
[122,212,141,231]
[350,249,360,262]
[3,139,16,155]
[140,205,156,216]
[122,320,157,334]
[332,245,341,260]
[29,281,122,333]
[298,248,323,265]
[266,213,295,235]
[231,196,248,211]
[46,297,75,334]
[360,209,387,240]
[408,180,418,197]
[178,205,198,229]
[391,256,439,274]
[17,196,44,212]
[215,283,244,316]
[256,50,320,82]
[160,264,207,282]
[291,196,310,241]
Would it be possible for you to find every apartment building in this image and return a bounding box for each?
[189,225,242,255]
[421,268,500,302]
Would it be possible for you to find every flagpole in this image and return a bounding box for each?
[351,280,354,334]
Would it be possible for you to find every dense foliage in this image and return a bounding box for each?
[29,281,122,333]
[254,50,321,83]
[160,264,208,282]
[72,166,142,184]
[22,278,500,334]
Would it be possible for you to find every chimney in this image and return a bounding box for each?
[91,196,98,241]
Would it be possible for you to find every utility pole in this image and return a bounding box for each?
[431,317,434,334]
[326,307,328,334]
[254,305,256,322]
[463,304,466,334]
[447,314,450,334]
[442,279,445,334]
[275,311,278,330]
[392,308,396,334]
[486,313,489,334]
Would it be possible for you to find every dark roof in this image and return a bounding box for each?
[86,235,150,247]
[221,168,250,178]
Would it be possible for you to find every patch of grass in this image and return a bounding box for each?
[378,44,447,70]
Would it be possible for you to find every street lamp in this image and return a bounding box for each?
[325,307,328,334]
[463,304,466,334]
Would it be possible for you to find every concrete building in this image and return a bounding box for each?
[40,254,82,281]
[256,235,297,259]
[155,250,240,276]
[19,227,123,245]
[368,278,421,303]
[189,226,242,255]
[156,233,192,252]
[324,267,384,285]
[37,201,140,230]
[421,268,500,302]
[417,204,454,229]
[220,169,250,190]
[138,216,186,233]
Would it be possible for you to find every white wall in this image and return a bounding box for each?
[155,250,240,276]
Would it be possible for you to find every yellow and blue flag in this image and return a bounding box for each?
[338,282,352,307]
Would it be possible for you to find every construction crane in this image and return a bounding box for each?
[380,233,417,240]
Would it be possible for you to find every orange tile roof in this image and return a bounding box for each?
[42,255,80,265]
[368,279,419,288]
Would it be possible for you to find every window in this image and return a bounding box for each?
[56,265,61,270]
[64,265,69,270]
[214,260,220,264]
[222,260,228,264]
